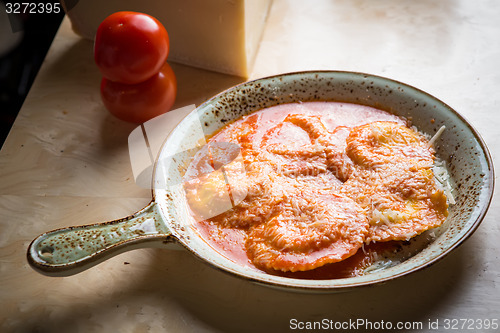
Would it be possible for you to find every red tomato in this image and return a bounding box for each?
[94,11,169,84]
[100,62,177,123]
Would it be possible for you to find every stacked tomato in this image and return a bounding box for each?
[94,12,177,123]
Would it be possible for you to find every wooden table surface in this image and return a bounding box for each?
[1,1,499,332]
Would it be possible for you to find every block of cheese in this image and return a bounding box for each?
[61,0,273,77]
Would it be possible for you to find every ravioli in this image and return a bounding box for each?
[345,121,434,170]
[342,122,448,242]
[184,102,449,274]
[246,193,368,272]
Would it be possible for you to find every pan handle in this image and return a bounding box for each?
[27,201,174,276]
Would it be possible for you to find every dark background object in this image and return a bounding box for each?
[0,0,65,147]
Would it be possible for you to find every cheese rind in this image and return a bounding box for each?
[61,0,272,77]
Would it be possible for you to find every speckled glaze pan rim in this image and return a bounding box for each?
[153,70,494,292]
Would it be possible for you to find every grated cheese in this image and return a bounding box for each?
[428,125,446,148]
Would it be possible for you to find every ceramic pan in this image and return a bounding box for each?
[27,71,494,291]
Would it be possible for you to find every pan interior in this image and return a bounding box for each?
[152,71,493,291]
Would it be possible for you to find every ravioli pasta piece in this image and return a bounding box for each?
[346,121,434,170]
[285,115,355,181]
[367,196,448,242]
[341,166,448,243]
[283,113,328,141]
[187,162,280,228]
[259,115,328,178]
[246,194,369,272]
